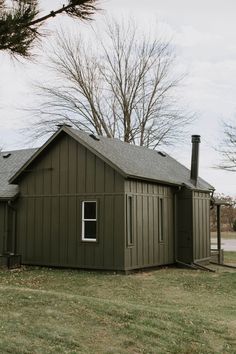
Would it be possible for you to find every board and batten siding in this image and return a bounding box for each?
[176,189,193,264]
[192,191,211,261]
[15,132,125,270]
[124,179,175,270]
[0,202,6,254]
[176,189,211,264]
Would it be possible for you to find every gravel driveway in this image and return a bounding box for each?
[211,238,236,251]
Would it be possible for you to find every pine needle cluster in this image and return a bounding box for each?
[0,0,98,58]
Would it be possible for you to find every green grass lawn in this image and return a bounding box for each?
[0,266,235,354]
[211,231,236,239]
[224,251,236,264]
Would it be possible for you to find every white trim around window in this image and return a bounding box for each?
[82,201,97,242]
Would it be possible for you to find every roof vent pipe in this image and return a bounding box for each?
[190,135,201,185]
[89,134,100,141]
[2,153,11,159]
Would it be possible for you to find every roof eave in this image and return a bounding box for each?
[0,195,15,201]
[123,175,214,192]
[127,175,181,188]
[9,128,64,184]
[8,126,214,191]
[9,126,128,184]
[182,183,215,193]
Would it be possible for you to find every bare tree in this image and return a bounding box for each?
[30,20,193,148]
[210,193,236,231]
[0,0,98,58]
[218,121,236,172]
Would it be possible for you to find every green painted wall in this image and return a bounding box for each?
[15,132,125,270]
[12,131,211,270]
[124,179,175,270]
[193,191,211,261]
[0,202,6,254]
[176,189,211,264]
[176,189,193,264]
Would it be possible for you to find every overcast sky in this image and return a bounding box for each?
[0,0,236,196]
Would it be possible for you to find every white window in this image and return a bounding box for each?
[82,201,97,242]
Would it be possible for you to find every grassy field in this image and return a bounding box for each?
[211,231,236,239]
[224,251,236,264]
[0,266,236,354]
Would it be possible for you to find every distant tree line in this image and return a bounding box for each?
[210,193,236,232]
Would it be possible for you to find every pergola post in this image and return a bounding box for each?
[216,204,221,264]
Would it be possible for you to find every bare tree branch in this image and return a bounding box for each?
[217,121,236,171]
[28,19,193,148]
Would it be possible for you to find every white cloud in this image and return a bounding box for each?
[175,26,223,48]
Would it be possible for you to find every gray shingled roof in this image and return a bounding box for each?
[0,148,37,199]
[7,127,214,192]
[69,128,214,191]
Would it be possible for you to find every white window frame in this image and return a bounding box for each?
[82,201,97,242]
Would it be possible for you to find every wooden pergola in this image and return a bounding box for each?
[212,198,231,264]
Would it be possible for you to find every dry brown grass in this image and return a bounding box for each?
[0,266,235,353]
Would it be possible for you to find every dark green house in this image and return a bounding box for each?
[0,126,214,271]
[0,149,37,259]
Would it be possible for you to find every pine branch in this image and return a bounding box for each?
[29,0,97,26]
[0,1,40,57]
[0,0,98,57]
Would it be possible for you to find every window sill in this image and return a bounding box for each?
[81,239,97,243]
[127,244,134,248]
